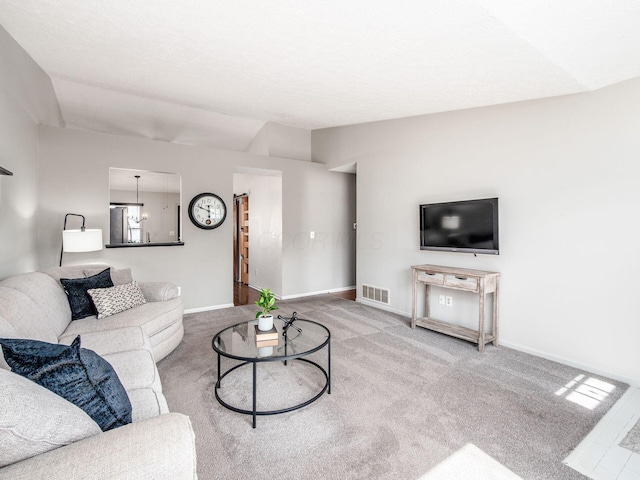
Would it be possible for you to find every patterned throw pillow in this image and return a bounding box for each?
[0,336,132,431]
[87,282,147,319]
[60,268,114,320]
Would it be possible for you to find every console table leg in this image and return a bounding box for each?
[252,362,257,428]
[411,270,417,329]
[478,287,486,353]
[493,283,500,346]
[424,284,431,320]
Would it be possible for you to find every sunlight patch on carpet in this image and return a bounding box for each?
[418,444,523,480]
[555,374,616,410]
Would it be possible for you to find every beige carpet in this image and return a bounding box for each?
[157,295,628,479]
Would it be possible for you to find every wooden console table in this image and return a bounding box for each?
[411,264,500,352]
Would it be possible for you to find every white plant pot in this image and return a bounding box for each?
[257,346,273,357]
[258,314,274,331]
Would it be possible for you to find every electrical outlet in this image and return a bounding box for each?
[177,286,181,296]
[310,231,315,239]
[255,268,258,277]
[445,296,453,307]
[439,295,446,305]
[169,231,175,236]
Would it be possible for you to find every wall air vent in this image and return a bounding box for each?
[362,284,390,305]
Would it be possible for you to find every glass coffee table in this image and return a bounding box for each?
[212,316,331,428]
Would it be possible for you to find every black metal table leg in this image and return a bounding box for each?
[328,336,331,394]
[217,352,221,386]
[284,336,288,366]
[252,361,257,428]
[213,318,331,429]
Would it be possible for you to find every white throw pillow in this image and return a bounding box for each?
[0,368,102,467]
[87,281,147,319]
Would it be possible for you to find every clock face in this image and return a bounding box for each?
[188,193,227,230]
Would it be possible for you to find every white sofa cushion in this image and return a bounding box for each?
[0,368,101,467]
[0,413,197,480]
[128,388,170,422]
[58,326,150,356]
[0,273,71,341]
[61,297,183,340]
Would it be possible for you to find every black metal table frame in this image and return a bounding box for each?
[212,319,331,428]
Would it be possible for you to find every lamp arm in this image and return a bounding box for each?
[59,213,87,267]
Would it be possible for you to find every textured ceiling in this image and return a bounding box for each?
[1,0,639,151]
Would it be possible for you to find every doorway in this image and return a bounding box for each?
[233,194,249,284]
[233,194,253,306]
[232,169,283,306]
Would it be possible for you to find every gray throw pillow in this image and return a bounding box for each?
[0,336,132,431]
[0,368,101,467]
[84,267,133,286]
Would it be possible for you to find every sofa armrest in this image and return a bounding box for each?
[0,413,196,480]
[138,282,179,302]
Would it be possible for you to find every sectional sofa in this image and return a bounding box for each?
[0,264,196,479]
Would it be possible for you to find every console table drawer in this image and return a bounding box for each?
[445,275,478,291]
[417,272,444,285]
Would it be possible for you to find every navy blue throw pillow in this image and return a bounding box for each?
[0,336,132,431]
[60,268,114,320]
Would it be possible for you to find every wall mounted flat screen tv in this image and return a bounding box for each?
[420,198,499,255]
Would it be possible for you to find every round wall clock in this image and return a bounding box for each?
[188,193,227,230]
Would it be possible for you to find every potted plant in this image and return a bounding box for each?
[255,288,278,331]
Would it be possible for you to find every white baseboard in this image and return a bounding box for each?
[498,339,636,386]
[356,297,409,316]
[354,300,636,385]
[281,285,356,300]
[186,294,635,386]
[184,303,234,314]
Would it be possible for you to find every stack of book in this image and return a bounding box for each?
[255,325,278,347]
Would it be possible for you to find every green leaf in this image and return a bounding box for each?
[255,287,278,317]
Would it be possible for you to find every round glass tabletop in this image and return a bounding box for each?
[212,318,329,361]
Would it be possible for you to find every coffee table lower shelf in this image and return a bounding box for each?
[415,317,496,346]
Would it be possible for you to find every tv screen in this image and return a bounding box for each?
[420,198,499,255]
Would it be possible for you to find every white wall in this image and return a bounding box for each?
[312,77,640,384]
[233,173,283,295]
[245,123,270,156]
[37,126,355,310]
[246,122,312,162]
[141,192,180,243]
[282,162,357,297]
[0,25,62,279]
[267,123,311,162]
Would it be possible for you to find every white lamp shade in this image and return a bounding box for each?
[62,229,103,252]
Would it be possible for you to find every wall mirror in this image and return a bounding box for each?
[107,168,183,247]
